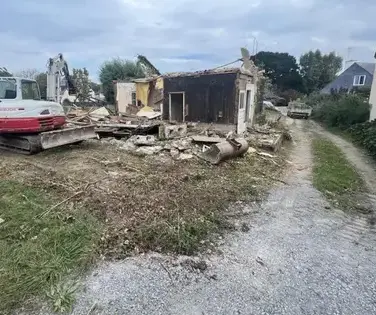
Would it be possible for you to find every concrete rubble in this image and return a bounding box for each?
[67,105,289,164]
[246,124,291,153]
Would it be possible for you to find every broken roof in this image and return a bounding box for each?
[163,67,241,78]
[131,66,256,83]
[132,75,161,83]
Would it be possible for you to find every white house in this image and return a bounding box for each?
[369,65,376,121]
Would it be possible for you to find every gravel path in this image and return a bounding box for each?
[54,120,376,314]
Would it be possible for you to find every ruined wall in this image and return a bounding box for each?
[116,82,136,114]
[135,77,164,111]
[163,73,237,124]
[236,73,257,125]
[136,82,149,107]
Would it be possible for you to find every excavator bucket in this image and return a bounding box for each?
[40,125,97,150]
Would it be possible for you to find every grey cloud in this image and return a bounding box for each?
[1,0,375,76]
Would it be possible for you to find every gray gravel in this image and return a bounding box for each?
[40,120,376,314]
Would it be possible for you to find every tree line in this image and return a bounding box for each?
[253,49,343,98]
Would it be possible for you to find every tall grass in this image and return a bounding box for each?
[0,181,100,313]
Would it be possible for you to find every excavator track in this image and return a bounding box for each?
[0,134,42,155]
[0,126,96,155]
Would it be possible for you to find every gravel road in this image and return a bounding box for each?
[57,120,376,314]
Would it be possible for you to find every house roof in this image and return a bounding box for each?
[355,62,375,75]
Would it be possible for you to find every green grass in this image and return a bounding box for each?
[312,137,364,209]
[0,181,100,313]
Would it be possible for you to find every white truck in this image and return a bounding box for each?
[287,101,312,119]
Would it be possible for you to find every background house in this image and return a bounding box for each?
[321,62,375,94]
[369,64,376,121]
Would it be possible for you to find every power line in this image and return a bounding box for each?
[211,59,242,70]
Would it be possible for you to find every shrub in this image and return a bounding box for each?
[310,94,370,129]
[348,120,376,159]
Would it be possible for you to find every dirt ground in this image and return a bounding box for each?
[32,119,376,315]
[0,136,287,259]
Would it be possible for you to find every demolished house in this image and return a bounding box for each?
[115,66,259,134]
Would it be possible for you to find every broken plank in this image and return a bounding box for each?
[191,135,223,143]
[95,123,157,129]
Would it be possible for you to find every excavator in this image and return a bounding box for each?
[0,54,96,154]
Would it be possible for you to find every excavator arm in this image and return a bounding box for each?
[137,55,161,77]
[47,53,76,103]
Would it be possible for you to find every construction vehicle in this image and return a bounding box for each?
[0,54,96,154]
[287,101,312,119]
[47,53,78,106]
[137,55,161,77]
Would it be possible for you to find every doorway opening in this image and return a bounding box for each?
[169,92,185,122]
[245,90,251,122]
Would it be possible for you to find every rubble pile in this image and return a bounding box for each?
[246,124,291,153]
[67,106,161,138]
[100,122,252,164]
[67,106,290,164]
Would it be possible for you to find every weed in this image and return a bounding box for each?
[46,280,80,313]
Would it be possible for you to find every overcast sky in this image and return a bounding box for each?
[2,0,375,81]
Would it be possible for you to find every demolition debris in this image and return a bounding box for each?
[66,106,289,164]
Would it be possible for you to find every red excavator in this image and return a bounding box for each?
[0,54,96,154]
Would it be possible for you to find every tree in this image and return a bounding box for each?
[300,50,342,94]
[253,51,303,92]
[13,68,39,79]
[90,81,101,94]
[99,58,144,103]
[72,68,91,102]
[35,73,47,100]
[0,67,12,77]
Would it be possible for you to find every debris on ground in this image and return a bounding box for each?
[191,135,223,144]
[0,114,290,259]
[257,152,275,158]
[89,107,111,121]
[159,124,188,139]
[247,123,291,153]
[130,135,157,146]
[201,138,249,165]
[136,106,162,119]
[66,105,291,165]
[67,106,161,139]
[256,256,266,267]
[181,259,208,272]
[241,222,250,232]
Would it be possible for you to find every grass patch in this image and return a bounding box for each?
[312,137,364,209]
[0,180,100,313]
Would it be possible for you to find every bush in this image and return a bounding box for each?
[348,120,376,159]
[310,94,370,129]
